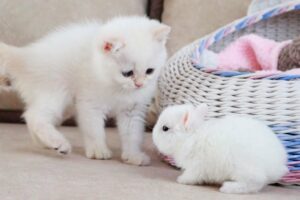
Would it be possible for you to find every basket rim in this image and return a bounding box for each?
[190,1,300,68]
[196,1,300,54]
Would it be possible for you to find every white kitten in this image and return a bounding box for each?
[0,16,170,166]
[153,104,288,193]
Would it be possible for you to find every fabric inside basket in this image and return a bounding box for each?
[191,6,300,80]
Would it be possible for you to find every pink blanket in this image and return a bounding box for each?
[217,34,291,72]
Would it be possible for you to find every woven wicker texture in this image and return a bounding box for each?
[158,9,300,122]
[157,2,300,184]
[159,44,300,124]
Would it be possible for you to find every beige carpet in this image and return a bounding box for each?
[0,123,299,200]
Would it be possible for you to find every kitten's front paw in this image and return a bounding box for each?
[31,131,72,155]
[85,141,112,160]
[122,151,151,166]
[54,139,72,155]
[177,175,197,185]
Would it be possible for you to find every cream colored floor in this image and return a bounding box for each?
[0,123,299,200]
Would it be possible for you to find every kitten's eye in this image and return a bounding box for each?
[122,70,134,77]
[162,125,169,132]
[146,68,154,75]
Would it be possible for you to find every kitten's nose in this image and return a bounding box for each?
[135,82,143,88]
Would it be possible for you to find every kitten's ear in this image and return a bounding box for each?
[102,38,125,54]
[182,104,208,131]
[153,24,171,43]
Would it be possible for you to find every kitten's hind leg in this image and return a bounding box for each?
[24,98,71,154]
[117,105,150,166]
[76,101,112,160]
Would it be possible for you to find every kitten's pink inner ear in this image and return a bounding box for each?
[102,40,125,53]
[104,42,113,52]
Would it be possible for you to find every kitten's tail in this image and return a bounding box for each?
[0,42,23,75]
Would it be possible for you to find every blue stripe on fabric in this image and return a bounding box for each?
[269,75,300,80]
[199,40,206,52]
[295,4,300,10]
[213,71,249,77]
[235,19,248,30]
[214,29,225,41]
[262,8,277,19]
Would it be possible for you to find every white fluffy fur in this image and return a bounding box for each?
[153,104,288,193]
[0,16,170,166]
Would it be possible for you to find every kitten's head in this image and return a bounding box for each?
[152,104,208,155]
[96,16,170,91]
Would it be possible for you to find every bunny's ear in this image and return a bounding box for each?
[182,111,190,127]
[182,104,208,131]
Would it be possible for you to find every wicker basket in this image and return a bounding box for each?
[157,1,300,185]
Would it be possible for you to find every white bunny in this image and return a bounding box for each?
[153,104,288,194]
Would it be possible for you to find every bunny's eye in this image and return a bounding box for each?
[162,125,169,132]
